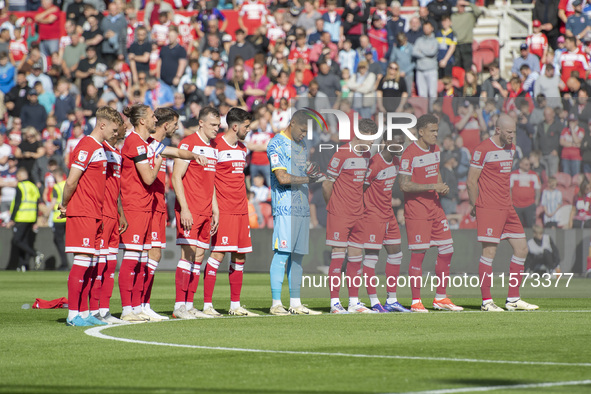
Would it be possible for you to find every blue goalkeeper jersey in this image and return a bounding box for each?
[267,131,310,217]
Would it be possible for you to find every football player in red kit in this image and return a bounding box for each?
[60,106,123,326]
[203,107,258,316]
[467,114,539,311]
[398,114,462,313]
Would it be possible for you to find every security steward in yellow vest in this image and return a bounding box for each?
[51,170,69,271]
[8,168,43,271]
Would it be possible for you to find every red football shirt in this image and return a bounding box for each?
[470,138,516,210]
[574,193,591,221]
[212,134,248,215]
[326,143,370,217]
[399,142,442,220]
[510,170,540,208]
[560,126,585,160]
[147,137,167,214]
[68,135,106,219]
[364,152,399,221]
[559,49,589,87]
[176,132,218,216]
[120,131,153,213]
[102,141,121,220]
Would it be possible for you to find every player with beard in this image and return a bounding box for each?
[202,108,258,317]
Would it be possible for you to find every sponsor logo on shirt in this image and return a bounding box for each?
[270,153,279,165]
[78,150,88,162]
[137,146,146,155]
[473,151,481,161]
[401,159,409,170]
[331,157,340,169]
[180,144,189,150]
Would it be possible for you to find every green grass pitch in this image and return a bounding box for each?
[1,271,590,394]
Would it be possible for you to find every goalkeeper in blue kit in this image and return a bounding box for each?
[267,110,325,315]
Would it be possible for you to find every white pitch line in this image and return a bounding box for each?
[85,325,591,367]
[394,379,591,394]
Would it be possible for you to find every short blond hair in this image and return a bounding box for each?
[96,106,123,126]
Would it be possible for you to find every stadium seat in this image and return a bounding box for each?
[452,67,465,88]
[260,202,273,229]
[472,40,479,53]
[472,52,483,73]
[555,172,571,188]
[572,173,584,186]
[475,48,495,68]
[479,39,500,57]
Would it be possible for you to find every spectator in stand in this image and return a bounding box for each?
[338,39,357,73]
[54,78,76,125]
[27,64,53,94]
[571,88,591,124]
[100,1,127,68]
[516,100,535,159]
[560,113,585,176]
[520,64,539,98]
[4,71,29,119]
[526,225,560,273]
[454,136,471,183]
[63,122,84,168]
[321,0,341,44]
[35,0,61,57]
[75,45,106,98]
[245,118,273,187]
[0,29,8,59]
[250,174,271,203]
[368,16,388,63]
[511,157,541,228]
[41,115,60,142]
[61,33,85,81]
[0,155,17,223]
[386,1,406,50]
[566,0,591,42]
[271,97,291,133]
[145,76,174,110]
[0,133,10,172]
[389,33,414,95]
[559,36,589,92]
[406,17,423,45]
[315,60,341,108]
[21,89,47,133]
[540,176,563,228]
[66,0,87,27]
[553,36,567,66]
[0,51,15,94]
[9,25,28,67]
[144,0,173,29]
[533,0,560,49]
[266,70,296,109]
[341,0,371,48]
[463,71,481,107]
[534,64,562,109]
[427,0,452,29]
[377,61,407,113]
[503,77,534,114]
[228,29,256,69]
[348,60,376,118]
[529,150,547,182]
[527,20,549,62]
[412,20,438,103]
[451,0,482,71]
[158,27,187,89]
[435,15,456,78]
[244,62,271,111]
[239,0,269,36]
[455,100,486,153]
[128,26,151,84]
[568,178,591,228]
[440,155,458,215]
[512,43,541,78]
[17,127,45,176]
[297,0,322,36]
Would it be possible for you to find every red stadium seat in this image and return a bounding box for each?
[475,48,495,68]
[472,52,483,73]
[452,67,465,88]
[437,79,444,93]
[555,172,571,188]
[479,39,500,57]
[260,202,273,229]
[472,40,479,53]
[572,173,583,186]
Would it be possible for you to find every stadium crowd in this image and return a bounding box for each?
[1,0,591,238]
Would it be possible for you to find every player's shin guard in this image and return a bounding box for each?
[479,256,493,301]
[508,255,526,299]
[142,258,159,305]
[287,253,303,299]
[270,251,290,301]
[409,252,426,301]
[119,250,140,308]
[68,255,92,313]
[131,251,148,308]
[346,255,363,299]
[186,262,202,304]
[89,256,104,312]
[229,261,244,302]
[386,253,402,297]
[203,257,221,303]
[362,254,379,297]
[100,254,117,310]
[175,259,192,303]
[328,251,346,299]
[435,245,453,298]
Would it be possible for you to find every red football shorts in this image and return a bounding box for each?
[326,212,364,248]
[211,213,252,253]
[175,210,212,249]
[476,206,525,244]
[405,208,453,250]
[65,216,102,255]
[100,216,120,255]
[119,211,152,251]
[150,211,167,249]
[362,218,402,250]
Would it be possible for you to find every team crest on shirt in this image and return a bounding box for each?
[221,236,229,245]
[334,232,340,240]
[473,151,481,161]
[78,150,88,162]
[83,238,90,247]
[137,146,146,155]
[487,228,493,236]
[280,240,287,248]
[331,157,340,169]
[369,234,376,242]
[152,232,158,240]
[270,153,279,165]
[415,234,421,243]
[401,159,409,170]
[180,144,189,150]
[133,234,140,243]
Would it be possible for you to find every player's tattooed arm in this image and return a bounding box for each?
[398,174,448,194]
[466,166,482,217]
[273,169,312,185]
